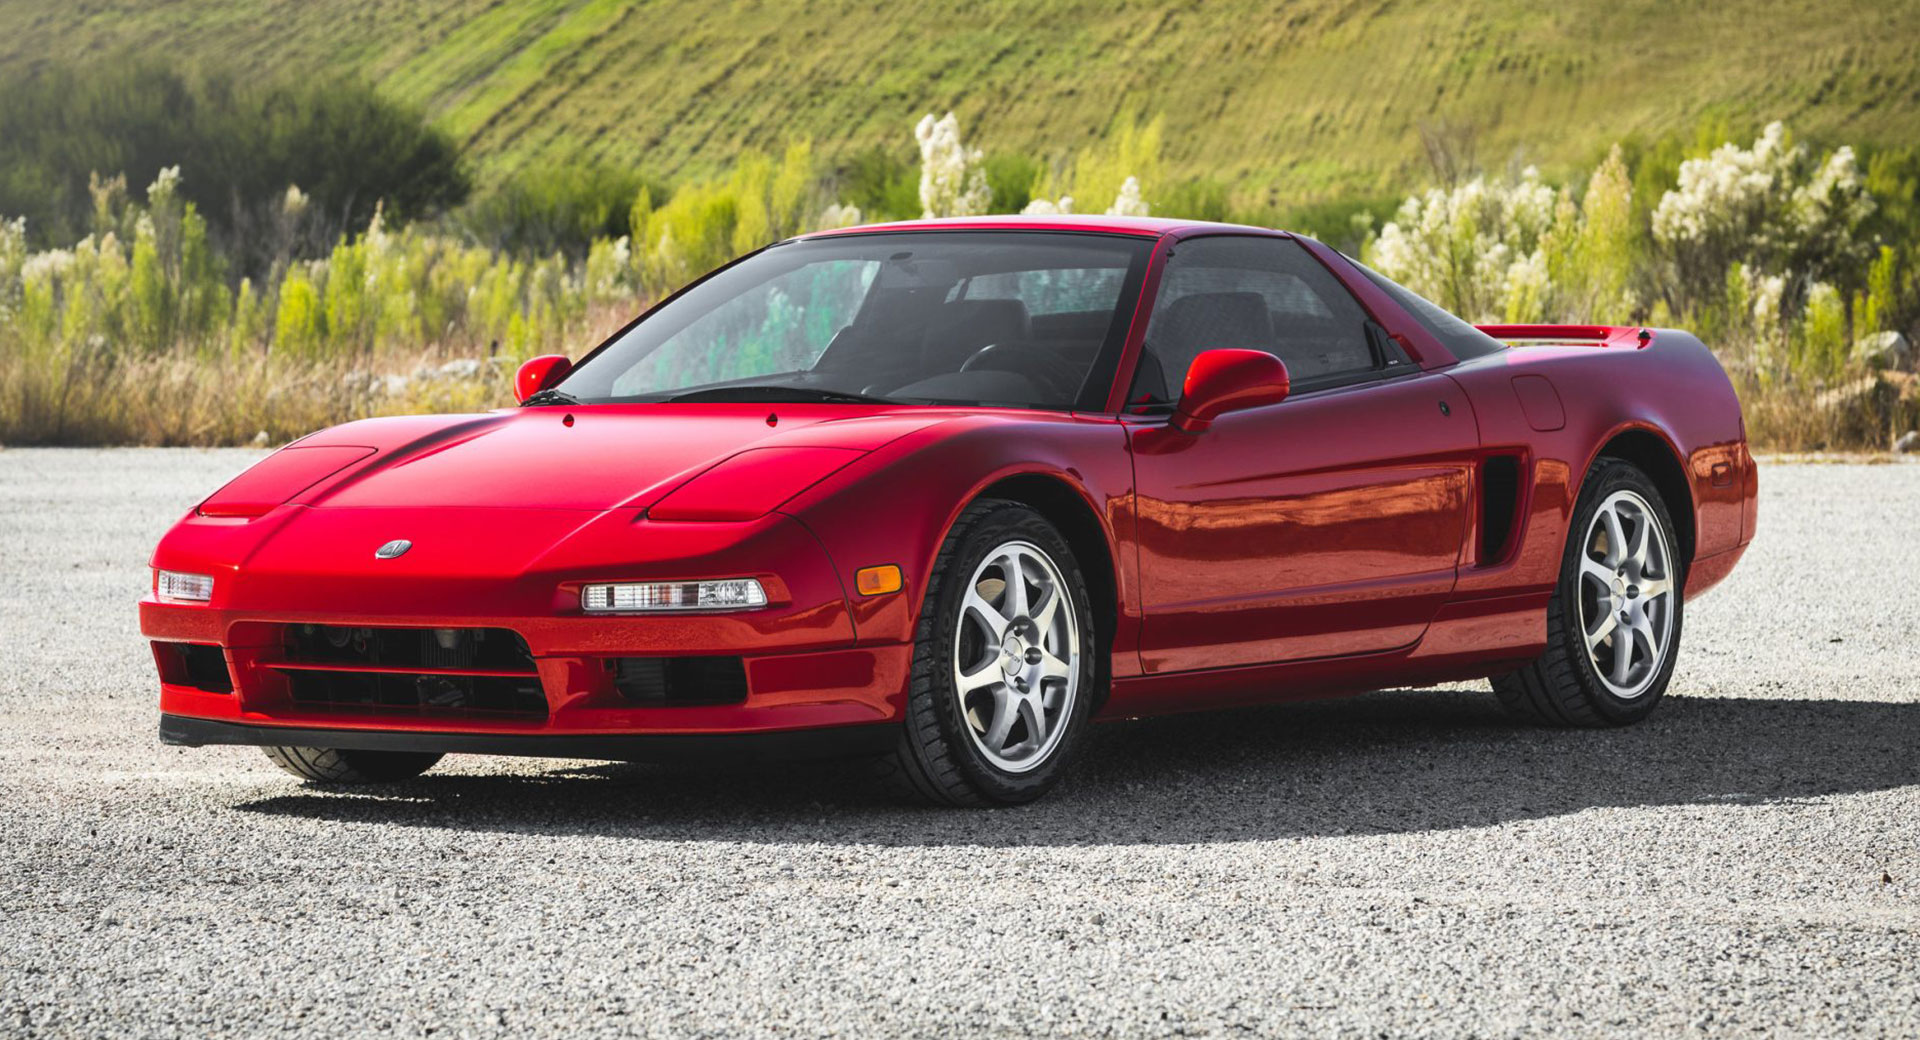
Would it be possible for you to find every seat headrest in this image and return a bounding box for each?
[921,299,1033,371]
[1143,291,1276,395]
[1156,292,1274,354]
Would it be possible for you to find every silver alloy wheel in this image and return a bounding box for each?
[953,539,1081,773]
[1577,489,1676,699]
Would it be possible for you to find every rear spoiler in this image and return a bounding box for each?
[1476,324,1653,349]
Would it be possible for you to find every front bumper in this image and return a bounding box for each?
[145,503,918,747]
[144,599,914,741]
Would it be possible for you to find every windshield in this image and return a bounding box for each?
[556,231,1154,410]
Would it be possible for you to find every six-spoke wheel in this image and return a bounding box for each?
[880,500,1095,805]
[1494,458,1684,726]
[953,540,1082,772]
[1575,489,1677,700]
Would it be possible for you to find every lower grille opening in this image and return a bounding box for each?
[286,670,549,718]
[610,657,749,706]
[276,625,545,718]
[155,642,233,693]
[284,624,535,672]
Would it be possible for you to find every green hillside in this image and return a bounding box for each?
[2,0,1918,205]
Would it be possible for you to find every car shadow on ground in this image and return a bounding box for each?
[234,689,1920,846]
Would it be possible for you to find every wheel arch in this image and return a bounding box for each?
[968,473,1120,708]
[1590,426,1696,571]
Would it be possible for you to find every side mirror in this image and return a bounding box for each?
[1170,349,1290,432]
[514,354,573,403]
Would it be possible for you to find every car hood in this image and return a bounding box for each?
[299,405,948,512]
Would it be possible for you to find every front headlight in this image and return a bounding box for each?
[157,570,215,602]
[580,579,768,614]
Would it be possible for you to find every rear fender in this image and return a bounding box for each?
[1448,326,1753,600]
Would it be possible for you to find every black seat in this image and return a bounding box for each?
[1135,291,1275,400]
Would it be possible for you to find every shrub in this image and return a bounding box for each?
[915,112,991,218]
[1652,122,1876,316]
[1363,121,1919,449]
[1366,166,1561,322]
[983,154,1042,215]
[1157,178,1232,223]
[458,164,664,259]
[630,141,818,295]
[0,58,469,271]
[836,145,921,223]
[4,106,1916,451]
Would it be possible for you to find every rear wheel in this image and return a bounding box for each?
[877,500,1095,806]
[262,746,442,783]
[1493,458,1684,726]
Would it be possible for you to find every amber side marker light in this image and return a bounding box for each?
[855,565,903,596]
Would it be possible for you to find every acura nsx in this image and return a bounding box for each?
[145,216,1756,804]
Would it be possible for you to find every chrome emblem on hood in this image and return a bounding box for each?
[375,539,413,560]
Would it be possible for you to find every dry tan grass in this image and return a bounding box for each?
[5,343,1913,451]
[0,302,647,447]
[1739,371,1920,454]
[0,346,513,447]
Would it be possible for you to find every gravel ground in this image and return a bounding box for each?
[1,448,1916,1038]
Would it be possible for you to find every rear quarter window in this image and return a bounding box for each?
[1347,258,1509,360]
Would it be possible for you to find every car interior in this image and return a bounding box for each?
[810,259,1129,408]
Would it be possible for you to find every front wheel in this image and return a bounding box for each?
[262,746,443,783]
[878,500,1096,806]
[1494,458,1684,726]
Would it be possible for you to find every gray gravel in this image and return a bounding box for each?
[2,448,1917,1038]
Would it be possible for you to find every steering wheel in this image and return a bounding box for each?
[959,342,1021,373]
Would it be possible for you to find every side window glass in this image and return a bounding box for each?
[1131,236,1378,404]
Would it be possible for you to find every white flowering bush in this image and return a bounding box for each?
[1356,120,1920,451]
[0,216,31,323]
[1106,177,1149,217]
[818,203,864,229]
[914,112,991,218]
[1366,166,1562,322]
[1653,122,1875,310]
[583,235,633,304]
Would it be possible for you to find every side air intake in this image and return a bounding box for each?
[1479,455,1523,566]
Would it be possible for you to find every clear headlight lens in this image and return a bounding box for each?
[580,579,767,614]
[157,570,215,602]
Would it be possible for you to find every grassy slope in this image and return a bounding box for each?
[2,0,1917,203]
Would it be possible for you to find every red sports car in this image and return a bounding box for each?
[145,216,1757,805]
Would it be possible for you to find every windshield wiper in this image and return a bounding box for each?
[664,386,901,405]
[521,387,580,407]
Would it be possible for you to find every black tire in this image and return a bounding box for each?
[261,746,443,783]
[1493,458,1685,727]
[876,500,1097,806]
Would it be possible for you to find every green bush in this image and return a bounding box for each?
[837,145,921,222]
[457,165,665,259]
[1156,178,1233,223]
[0,58,469,270]
[983,154,1042,215]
